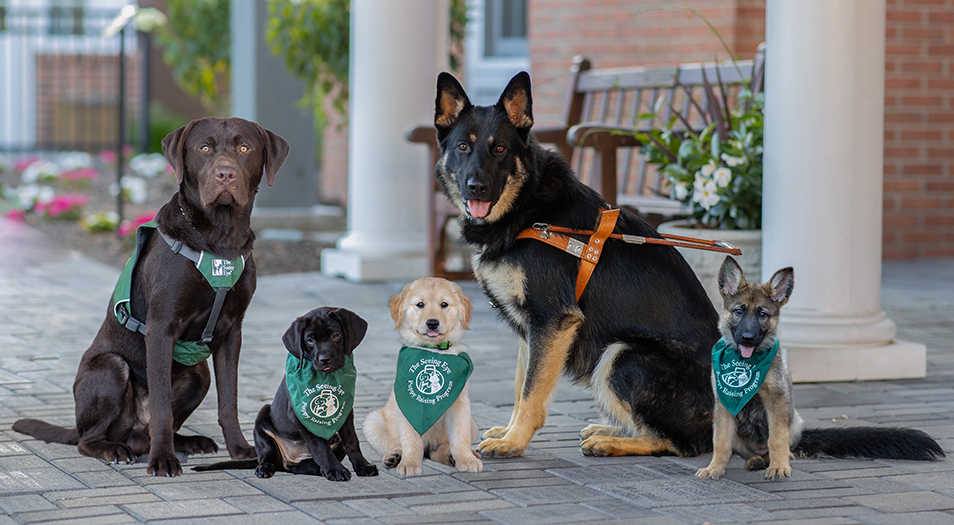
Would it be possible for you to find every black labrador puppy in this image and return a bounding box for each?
[196,307,378,481]
[14,117,289,477]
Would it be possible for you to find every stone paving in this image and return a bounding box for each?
[1,215,954,524]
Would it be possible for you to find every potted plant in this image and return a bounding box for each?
[638,69,764,307]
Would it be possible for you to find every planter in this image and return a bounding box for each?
[657,220,762,309]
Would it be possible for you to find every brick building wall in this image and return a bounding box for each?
[883,0,954,258]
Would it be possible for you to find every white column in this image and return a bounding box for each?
[321,0,448,281]
[763,0,925,381]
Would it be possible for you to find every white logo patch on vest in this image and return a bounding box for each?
[721,365,754,389]
[309,388,340,419]
[415,364,445,396]
[212,258,235,277]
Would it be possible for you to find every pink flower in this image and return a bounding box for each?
[118,211,157,237]
[60,167,100,181]
[14,157,39,173]
[5,208,26,221]
[36,194,88,219]
[99,150,118,164]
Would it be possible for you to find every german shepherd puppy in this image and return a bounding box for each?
[697,257,944,481]
[432,71,720,458]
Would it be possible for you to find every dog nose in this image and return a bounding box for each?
[739,333,758,345]
[216,167,236,184]
[426,319,440,331]
[318,354,331,366]
[467,178,488,197]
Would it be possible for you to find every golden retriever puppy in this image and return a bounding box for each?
[362,277,482,476]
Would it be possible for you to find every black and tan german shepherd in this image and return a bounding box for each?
[696,257,943,480]
[433,71,721,458]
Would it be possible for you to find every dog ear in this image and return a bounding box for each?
[254,123,290,187]
[496,71,534,138]
[281,315,309,360]
[765,267,794,306]
[388,284,411,330]
[718,256,746,298]
[454,283,472,330]
[161,119,202,185]
[330,308,368,353]
[435,72,472,142]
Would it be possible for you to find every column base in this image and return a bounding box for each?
[786,339,926,382]
[321,248,427,282]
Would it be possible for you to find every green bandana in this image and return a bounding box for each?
[394,345,473,435]
[112,219,245,366]
[712,337,780,416]
[285,354,357,439]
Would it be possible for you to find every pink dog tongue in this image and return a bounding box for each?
[740,345,755,358]
[467,200,491,218]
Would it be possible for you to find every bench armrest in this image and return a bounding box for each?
[567,123,643,149]
[406,124,436,145]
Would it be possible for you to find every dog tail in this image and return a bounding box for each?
[192,459,260,472]
[795,427,945,461]
[12,419,80,445]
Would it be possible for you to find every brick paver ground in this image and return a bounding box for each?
[1,216,952,524]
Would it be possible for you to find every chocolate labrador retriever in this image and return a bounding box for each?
[195,307,379,481]
[14,117,289,477]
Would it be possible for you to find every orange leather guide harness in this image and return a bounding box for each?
[517,208,742,302]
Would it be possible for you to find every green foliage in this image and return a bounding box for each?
[266,0,350,133]
[639,86,764,230]
[154,0,231,115]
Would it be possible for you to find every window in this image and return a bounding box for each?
[484,0,527,58]
[50,0,84,36]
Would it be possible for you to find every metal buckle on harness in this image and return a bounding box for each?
[566,238,585,257]
[532,223,552,240]
[714,240,738,251]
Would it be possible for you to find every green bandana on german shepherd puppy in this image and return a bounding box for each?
[697,257,944,481]
[432,71,722,459]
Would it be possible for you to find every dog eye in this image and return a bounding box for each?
[305,336,316,347]
[495,144,507,154]
[758,310,769,319]
[732,307,744,316]
[200,145,210,152]
[416,302,425,309]
[330,331,342,342]
[457,143,468,152]
[440,302,448,308]
[239,144,249,153]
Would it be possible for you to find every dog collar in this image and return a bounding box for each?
[285,354,357,439]
[394,345,473,435]
[712,337,780,416]
[415,341,453,350]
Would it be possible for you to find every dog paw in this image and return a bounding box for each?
[764,464,792,480]
[745,455,768,471]
[355,462,379,477]
[174,435,218,455]
[396,460,423,477]
[383,450,402,469]
[147,452,183,477]
[695,467,725,480]
[477,438,525,459]
[323,464,352,482]
[255,462,276,478]
[482,426,509,439]
[455,453,483,473]
[580,436,620,457]
[101,444,135,465]
[580,424,621,440]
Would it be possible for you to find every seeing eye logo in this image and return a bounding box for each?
[721,366,752,388]
[211,259,234,277]
[415,364,444,395]
[309,388,339,418]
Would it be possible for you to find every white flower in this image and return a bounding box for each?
[672,183,690,201]
[692,180,721,210]
[110,176,149,204]
[21,160,60,184]
[700,160,717,177]
[694,171,709,191]
[57,151,93,171]
[720,153,745,167]
[713,167,732,188]
[129,153,169,178]
[18,184,55,208]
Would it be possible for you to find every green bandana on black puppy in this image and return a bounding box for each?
[712,337,779,416]
[286,354,357,439]
[394,345,473,435]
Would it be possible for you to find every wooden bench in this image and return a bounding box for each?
[408,46,765,279]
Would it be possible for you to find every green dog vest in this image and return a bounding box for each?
[394,345,473,435]
[112,219,246,366]
[712,337,780,416]
[285,354,357,439]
